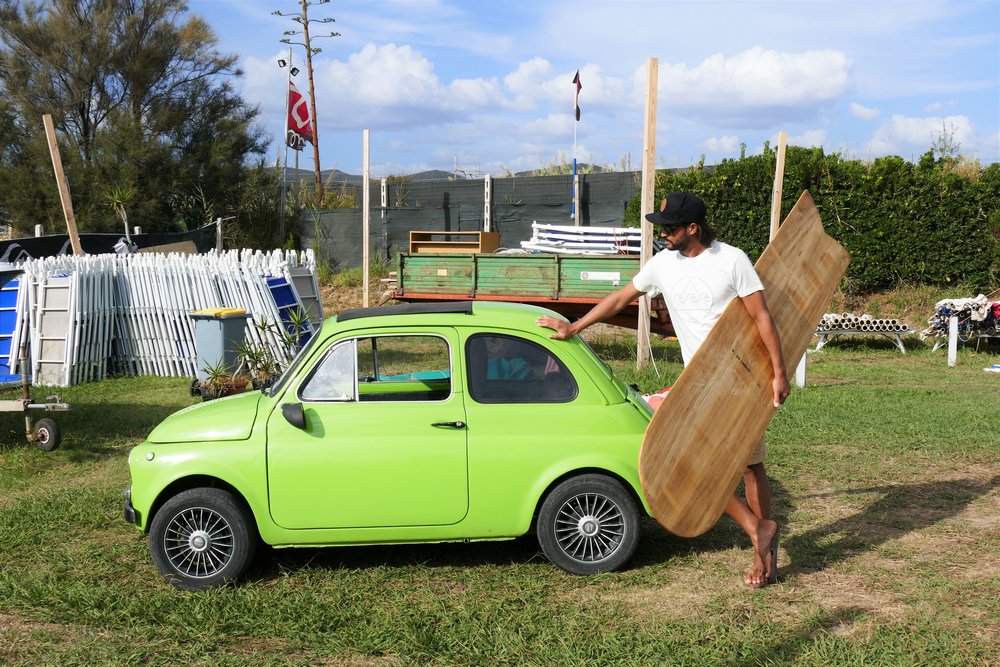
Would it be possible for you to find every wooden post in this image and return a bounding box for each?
[381,177,388,260]
[484,175,492,232]
[362,129,371,308]
[637,57,658,369]
[42,114,84,256]
[769,131,787,240]
[768,131,804,386]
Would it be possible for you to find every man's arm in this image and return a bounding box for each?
[537,284,645,340]
[740,290,790,408]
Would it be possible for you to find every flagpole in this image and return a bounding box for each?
[572,120,578,224]
[280,47,292,242]
[571,70,581,225]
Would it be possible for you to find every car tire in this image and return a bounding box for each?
[537,474,640,575]
[149,487,257,591]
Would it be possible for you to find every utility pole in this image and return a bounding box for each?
[273,0,340,206]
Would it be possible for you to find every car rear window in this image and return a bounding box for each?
[465,334,577,404]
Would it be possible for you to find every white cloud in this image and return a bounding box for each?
[503,57,553,108]
[701,135,740,153]
[245,43,511,130]
[849,103,880,120]
[867,114,976,155]
[662,47,852,127]
[923,100,957,113]
[788,130,828,147]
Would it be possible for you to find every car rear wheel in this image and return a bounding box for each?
[149,487,257,591]
[537,474,640,575]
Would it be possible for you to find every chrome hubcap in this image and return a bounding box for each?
[554,492,625,563]
[163,507,234,578]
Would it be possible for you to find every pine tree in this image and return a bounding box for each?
[0,0,268,234]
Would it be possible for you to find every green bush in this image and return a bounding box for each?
[626,147,1000,294]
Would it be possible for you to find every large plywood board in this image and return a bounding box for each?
[639,191,850,537]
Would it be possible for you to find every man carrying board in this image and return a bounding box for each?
[537,192,789,587]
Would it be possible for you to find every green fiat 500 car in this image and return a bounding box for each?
[125,301,654,589]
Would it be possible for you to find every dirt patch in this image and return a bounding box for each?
[320,281,396,317]
[773,570,910,638]
[0,612,104,659]
[564,464,999,640]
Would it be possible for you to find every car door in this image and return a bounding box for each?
[461,332,595,518]
[266,328,469,530]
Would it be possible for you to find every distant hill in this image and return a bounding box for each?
[278,165,610,183]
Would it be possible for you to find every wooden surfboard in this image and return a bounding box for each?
[638,190,850,537]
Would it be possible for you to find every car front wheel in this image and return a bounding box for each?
[537,474,640,575]
[149,487,257,591]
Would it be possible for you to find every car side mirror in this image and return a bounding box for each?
[281,402,306,430]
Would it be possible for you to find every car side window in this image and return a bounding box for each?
[356,335,451,402]
[300,340,356,401]
[466,334,577,404]
[300,335,452,402]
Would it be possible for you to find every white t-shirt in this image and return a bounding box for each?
[632,241,763,365]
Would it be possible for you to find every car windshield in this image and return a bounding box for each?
[266,328,324,397]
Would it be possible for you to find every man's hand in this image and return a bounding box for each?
[536,285,644,341]
[537,315,573,340]
[772,374,790,408]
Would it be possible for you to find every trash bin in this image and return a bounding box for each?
[190,308,250,381]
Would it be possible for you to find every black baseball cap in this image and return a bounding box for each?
[644,192,707,227]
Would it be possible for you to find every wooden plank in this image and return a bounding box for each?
[769,130,788,240]
[638,190,849,537]
[638,56,658,369]
[363,129,371,307]
[42,114,84,256]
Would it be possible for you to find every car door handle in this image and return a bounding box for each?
[431,421,466,429]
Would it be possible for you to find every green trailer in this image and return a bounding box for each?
[392,253,673,336]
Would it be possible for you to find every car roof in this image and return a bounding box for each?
[329,300,562,334]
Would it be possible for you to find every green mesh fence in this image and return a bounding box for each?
[301,172,640,269]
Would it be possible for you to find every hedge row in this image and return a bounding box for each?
[625,147,1000,294]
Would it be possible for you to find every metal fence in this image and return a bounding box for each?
[300,172,641,270]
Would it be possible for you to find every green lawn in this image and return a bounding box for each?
[1,335,997,666]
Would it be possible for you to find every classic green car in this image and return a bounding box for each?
[125,301,654,590]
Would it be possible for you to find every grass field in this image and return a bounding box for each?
[0,330,997,666]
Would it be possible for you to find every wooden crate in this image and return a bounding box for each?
[409,231,500,254]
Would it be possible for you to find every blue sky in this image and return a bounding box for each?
[187,0,1000,178]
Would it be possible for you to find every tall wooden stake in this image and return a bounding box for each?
[769,130,787,241]
[768,130,804,387]
[43,114,84,256]
[637,57,658,369]
[362,129,371,307]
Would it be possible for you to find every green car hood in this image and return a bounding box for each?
[146,391,263,444]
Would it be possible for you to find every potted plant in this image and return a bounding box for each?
[198,359,251,400]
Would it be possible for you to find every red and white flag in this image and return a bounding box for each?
[286,80,314,151]
[572,70,582,121]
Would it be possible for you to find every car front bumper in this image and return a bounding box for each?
[123,485,136,524]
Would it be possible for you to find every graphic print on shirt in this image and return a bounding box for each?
[669,277,714,314]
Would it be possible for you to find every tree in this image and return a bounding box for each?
[0,0,269,235]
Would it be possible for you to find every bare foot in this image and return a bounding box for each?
[744,519,778,588]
